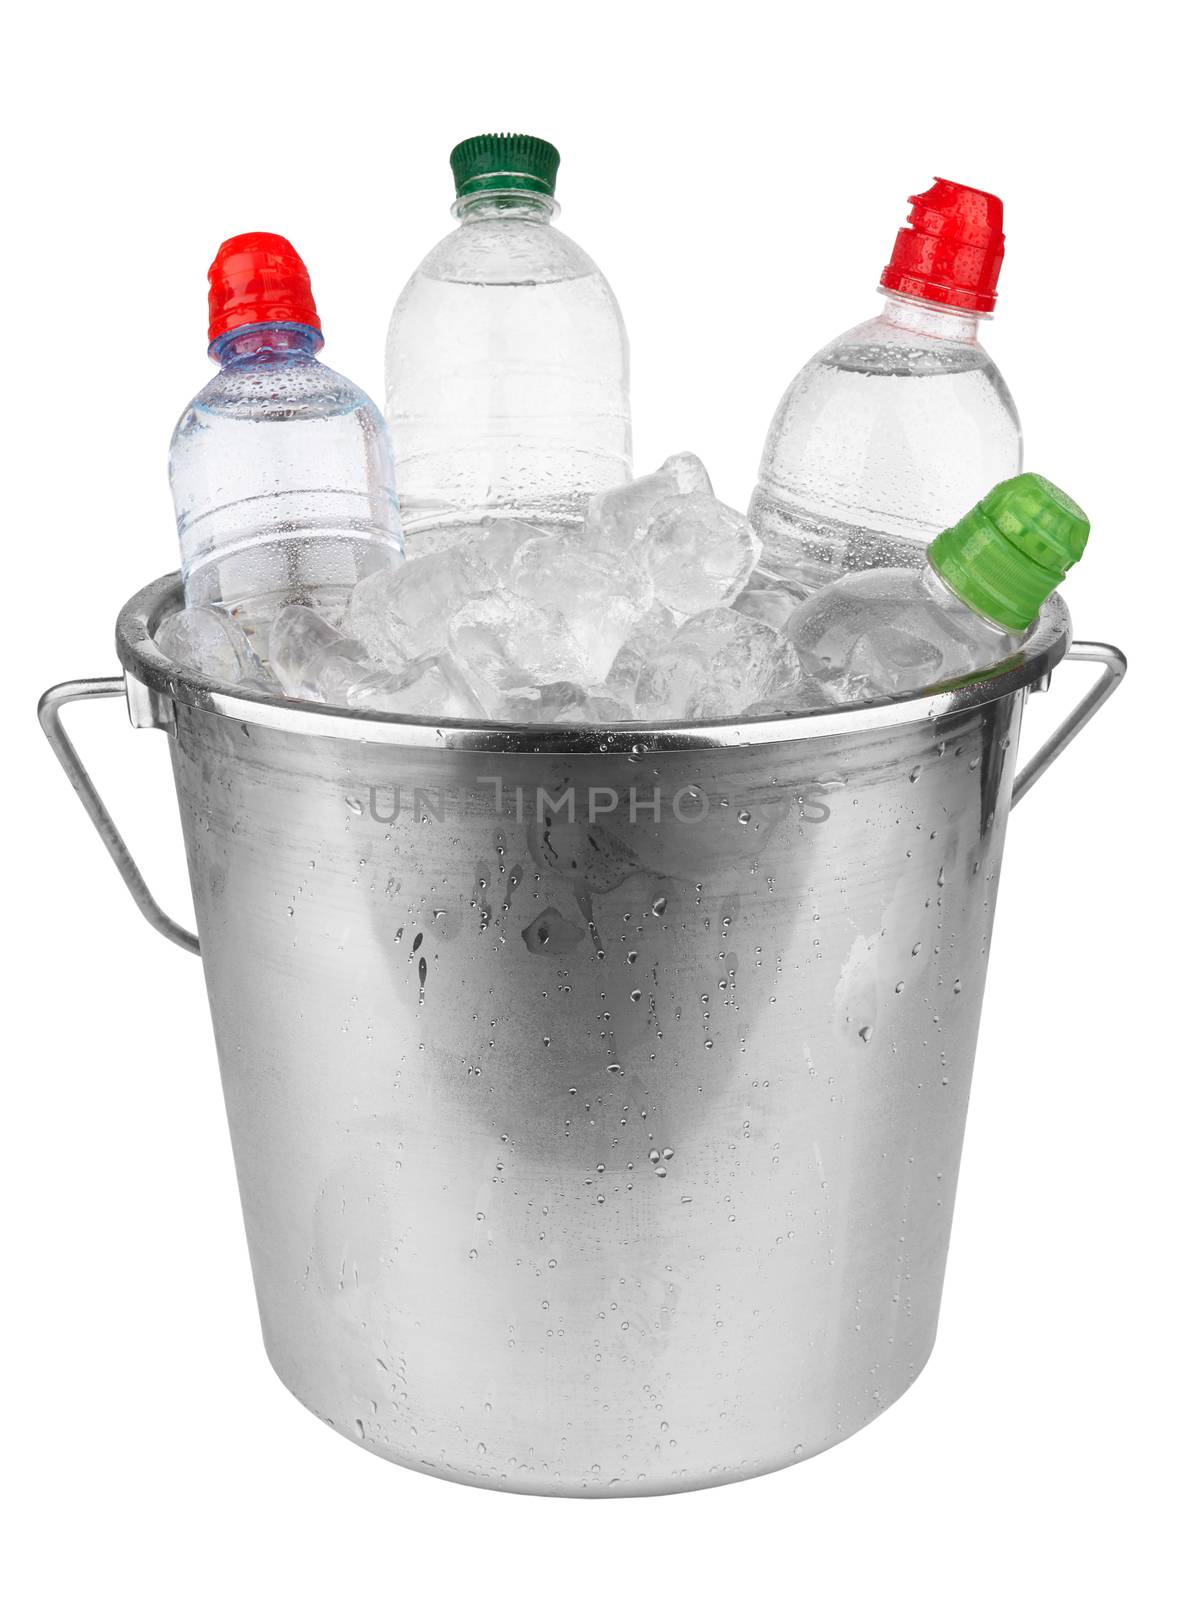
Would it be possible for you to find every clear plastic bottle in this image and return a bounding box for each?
[786,473,1087,704]
[170,233,403,643]
[749,180,1022,594]
[385,134,631,547]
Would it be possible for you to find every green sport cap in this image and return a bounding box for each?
[928,472,1090,632]
[450,134,560,200]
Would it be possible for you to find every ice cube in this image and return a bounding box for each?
[344,653,487,719]
[498,680,592,724]
[636,609,798,721]
[468,516,543,569]
[733,577,805,632]
[742,668,833,714]
[448,591,591,694]
[344,538,502,668]
[498,680,635,725]
[510,535,653,682]
[156,606,259,684]
[584,452,714,556]
[270,605,375,701]
[585,693,635,723]
[659,451,713,497]
[645,494,762,614]
[600,601,678,711]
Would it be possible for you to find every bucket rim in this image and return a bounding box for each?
[117,573,1072,753]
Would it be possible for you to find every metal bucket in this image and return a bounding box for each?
[40,575,1124,1496]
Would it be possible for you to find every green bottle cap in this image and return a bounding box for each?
[449,133,560,200]
[928,472,1090,632]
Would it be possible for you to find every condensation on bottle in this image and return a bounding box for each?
[749,180,1022,594]
[170,233,403,648]
[384,135,631,549]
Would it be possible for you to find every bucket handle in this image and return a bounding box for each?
[37,677,200,955]
[1011,640,1127,809]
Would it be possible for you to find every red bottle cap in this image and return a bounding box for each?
[207,232,323,349]
[879,179,1005,315]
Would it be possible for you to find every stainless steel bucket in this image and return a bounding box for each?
[40,575,1125,1496]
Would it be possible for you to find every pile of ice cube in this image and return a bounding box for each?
[157,453,813,723]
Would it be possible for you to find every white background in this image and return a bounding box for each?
[5,3,1186,1595]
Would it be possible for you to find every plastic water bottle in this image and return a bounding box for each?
[385,134,631,547]
[786,473,1086,704]
[170,233,404,644]
[749,180,1022,594]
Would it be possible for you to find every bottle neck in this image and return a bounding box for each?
[211,322,323,365]
[921,560,1023,643]
[879,290,985,344]
[452,190,557,225]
